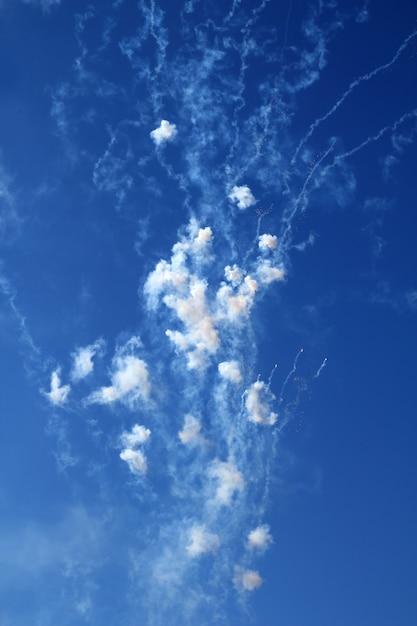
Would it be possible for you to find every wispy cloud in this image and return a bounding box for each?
[22,0,61,12]
[120,423,151,475]
[186,524,220,557]
[209,458,245,506]
[0,161,19,242]
[370,281,417,313]
[178,414,203,445]
[45,369,71,405]
[85,336,150,407]
[0,272,41,373]
[0,505,106,622]
[244,379,278,426]
[71,338,105,382]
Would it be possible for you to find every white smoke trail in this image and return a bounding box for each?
[291,28,417,164]
[278,348,304,405]
[313,357,328,380]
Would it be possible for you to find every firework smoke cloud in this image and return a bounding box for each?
[0,1,416,625]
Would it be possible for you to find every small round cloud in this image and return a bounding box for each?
[150,120,178,145]
[228,185,256,210]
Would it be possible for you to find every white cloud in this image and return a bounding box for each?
[228,185,256,210]
[186,525,220,557]
[150,120,178,145]
[165,329,189,351]
[119,423,151,475]
[89,355,149,405]
[218,360,242,384]
[209,459,245,505]
[86,338,150,407]
[163,276,219,367]
[71,339,105,382]
[178,414,202,445]
[247,524,273,552]
[193,225,213,248]
[46,369,70,406]
[224,264,243,286]
[216,275,259,321]
[258,233,278,250]
[233,567,264,591]
[177,220,213,260]
[112,356,149,396]
[256,260,285,284]
[145,225,213,302]
[144,259,188,309]
[188,346,214,370]
[120,424,151,448]
[145,225,219,369]
[120,448,148,475]
[244,380,278,426]
[144,219,283,374]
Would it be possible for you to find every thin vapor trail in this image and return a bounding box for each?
[278,348,304,405]
[291,28,417,165]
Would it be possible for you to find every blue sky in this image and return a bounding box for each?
[1,1,416,624]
